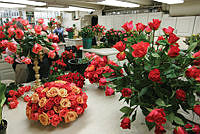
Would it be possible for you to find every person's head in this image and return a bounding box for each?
[57,23,61,28]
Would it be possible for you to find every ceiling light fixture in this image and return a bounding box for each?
[97,0,140,8]
[0,2,26,8]
[35,6,94,12]
[154,0,184,4]
[0,0,46,6]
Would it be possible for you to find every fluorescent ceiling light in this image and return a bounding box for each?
[154,0,184,4]
[35,6,95,12]
[0,0,46,6]
[97,0,140,8]
[0,2,26,8]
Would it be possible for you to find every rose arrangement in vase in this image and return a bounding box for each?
[102,19,200,133]
[79,26,95,49]
[92,24,106,46]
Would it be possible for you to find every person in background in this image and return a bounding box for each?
[53,23,65,43]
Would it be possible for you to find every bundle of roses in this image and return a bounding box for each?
[61,50,75,61]
[102,19,200,134]
[26,80,88,127]
[2,18,60,65]
[66,27,74,32]
[50,59,67,75]
[56,72,85,88]
[48,18,58,31]
[6,85,31,109]
[92,24,106,35]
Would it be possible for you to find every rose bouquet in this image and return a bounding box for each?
[48,18,57,32]
[79,26,95,39]
[50,59,67,75]
[102,19,200,133]
[66,27,74,32]
[26,80,88,127]
[92,24,106,35]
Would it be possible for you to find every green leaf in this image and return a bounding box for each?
[174,116,184,126]
[120,106,132,114]
[131,110,137,122]
[102,72,112,78]
[167,113,175,122]
[152,53,160,58]
[155,98,166,107]
[187,42,198,53]
[139,87,148,97]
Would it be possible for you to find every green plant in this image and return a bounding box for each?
[0,82,6,122]
[184,34,200,52]
[79,26,94,38]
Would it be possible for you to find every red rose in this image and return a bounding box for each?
[31,113,39,121]
[24,95,31,102]
[136,23,146,32]
[17,87,26,96]
[122,21,133,32]
[148,69,161,83]
[163,26,174,35]
[193,105,200,116]
[168,44,180,58]
[184,124,192,128]
[54,96,61,105]
[27,24,32,29]
[47,33,54,39]
[168,33,180,44]
[148,19,161,30]
[0,26,4,31]
[176,89,186,101]
[44,100,54,111]
[156,36,165,45]
[193,50,200,58]
[82,93,88,102]
[173,127,188,134]
[34,25,42,34]
[8,27,15,37]
[145,26,152,33]
[47,110,55,117]
[146,109,166,125]
[52,34,59,43]
[32,43,42,54]
[185,66,200,79]
[4,56,14,64]
[192,125,200,133]
[105,87,115,96]
[99,77,107,86]
[131,41,150,58]
[48,50,56,59]
[76,106,84,115]
[50,114,61,127]
[155,125,166,134]
[21,57,32,64]
[121,88,132,97]
[42,24,48,31]
[15,28,24,39]
[52,43,59,52]
[8,90,17,96]
[120,117,130,129]
[193,59,200,66]
[0,31,5,39]
[113,41,126,52]
[21,19,29,26]
[7,42,17,53]
[38,18,44,24]
[9,100,19,109]
[116,52,126,61]
[31,104,38,112]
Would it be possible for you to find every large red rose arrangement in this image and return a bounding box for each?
[26,80,88,127]
[102,19,200,134]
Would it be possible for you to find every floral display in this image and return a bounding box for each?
[56,72,85,88]
[79,26,94,38]
[48,17,58,32]
[102,19,200,133]
[50,59,67,75]
[26,80,88,127]
[61,50,75,61]
[66,27,74,32]
[92,24,106,35]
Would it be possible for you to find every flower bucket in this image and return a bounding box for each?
[0,120,7,134]
[83,38,92,49]
[68,32,74,39]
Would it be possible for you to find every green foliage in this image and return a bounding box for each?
[79,26,95,38]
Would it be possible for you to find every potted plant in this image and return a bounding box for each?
[0,81,7,134]
[79,26,94,49]
[66,27,74,39]
[92,24,106,46]
[102,20,200,133]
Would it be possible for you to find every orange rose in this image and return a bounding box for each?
[39,113,49,126]
[53,106,62,113]
[58,88,68,97]
[46,87,58,98]
[39,97,47,108]
[64,111,78,123]
[31,93,39,103]
[42,87,49,93]
[55,80,67,84]
[71,85,81,94]
[60,98,71,108]
[26,106,32,120]
[76,96,84,104]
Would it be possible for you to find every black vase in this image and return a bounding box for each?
[68,58,90,75]
[0,120,7,134]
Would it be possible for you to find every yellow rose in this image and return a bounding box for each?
[39,97,47,108]
[53,106,62,113]
[71,85,81,94]
[26,106,32,120]
[39,113,49,126]
[60,98,71,108]
[64,111,78,123]
[42,87,49,93]
[55,80,67,84]
[31,93,39,103]
[58,88,68,97]
[46,87,59,98]
[76,96,84,104]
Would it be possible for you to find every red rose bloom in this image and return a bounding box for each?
[148,69,161,83]
[116,52,126,61]
[168,44,180,58]
[76,106,84,115]
[21,57,32,64]
[105,87,115,96]
[121,88,132,97]
[176,89,186,101]
[120,117,131,129]
[31,113,39,120]
[156,36,165,45]
[15,28,24,39]
[9,90,17,96]
[0,31,5,39]
[184,124,192,128]
[192,125,200,133]
[50,114,61,127]
[17,87,26,96]
[0,26,3,31]
[99,77,107,86]
[38,18,44,24]
[113,41,126,52]
[9,100,19,109]
[4,56,14,64]
[193,50,200,58]
[42,24,48,31]
[155,125,166,134]
[34,25,42,34]
[24,95,31,102]
[174,127,188,134]
[145,108,166,125]
[168,33,180,44]
[54,96,61,105]
[136,23,146,32]
[163,26,174,35]
[7,42,17,53]
[131,41,150,58]
[21,19,29,26]
[148,19,161,30]
[47,110,55,117]
[145,26,152,33]
[193,105,200,116]
[8,27,15,37]
[122,21,133,32]
[32,43,42,54]
[48,50,56,59]
[185,66,200,79]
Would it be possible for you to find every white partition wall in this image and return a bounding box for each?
[148,12,163,36]
[98,16,105,26]
[160,14,177,35]
[176,16,195,36]
[136,13,149,25]
[124,14,137,25]
[113,15,125,30]
[104,15,114,30]
[193,16,200,34]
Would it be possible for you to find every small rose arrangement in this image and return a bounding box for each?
[56,72,85,88]
[26,80,88,127]
[102,19,200,133]
[66,27,74,32]
[61,50,75,61]
[79,26,95,39]
[48,18,57,31]
[50,59,67,75]
[92,24,106,35]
